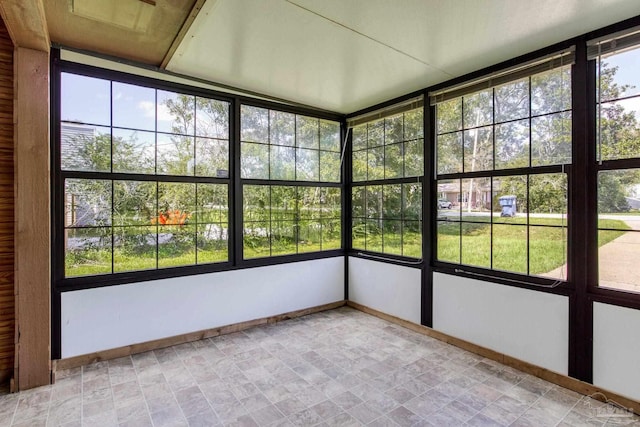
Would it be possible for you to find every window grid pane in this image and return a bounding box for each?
[61,72,230,278]
[595,42,640,293]
[243,185,341,258]
[351,183,422,259]
[352,108,424,182]
[241,105,341,182]
[434,65,571,278]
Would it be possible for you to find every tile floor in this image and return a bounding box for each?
[0,307,638,427]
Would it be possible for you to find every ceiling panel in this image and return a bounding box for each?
[289,0,640,80]
[166,0,449,113]
[160,0,640,113]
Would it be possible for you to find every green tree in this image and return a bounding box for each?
[597,62,640,213]
[598,171,630,213]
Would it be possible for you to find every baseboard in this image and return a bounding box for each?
[53,300,346,376]
[346,301,640,416]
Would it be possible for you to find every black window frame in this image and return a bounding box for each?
[346,96,426,263]
[51,53,346,292]
[238,101,345,261]
[588,27,640,305]
[431,60,574,285]
[426,57,579,293]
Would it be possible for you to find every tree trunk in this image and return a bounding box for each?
[467,110,481,213]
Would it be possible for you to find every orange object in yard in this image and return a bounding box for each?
[151,210,191,226]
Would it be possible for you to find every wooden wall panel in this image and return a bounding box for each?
[0,16,12,386]
[14,46,49,390]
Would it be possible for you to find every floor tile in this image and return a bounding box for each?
[347,401,383,424]
[250,404,285,425]
[311,400,343,419]
[288,407,325,426]
[184,408,221,426]
[387,405,424,426]
[0,307,638,427]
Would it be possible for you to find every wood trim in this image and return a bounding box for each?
[0,0,49,52]
[15,47,50,390]
[159,0,207,69]
[53,300,346,374]
[0,14,13,389]
[346,301,640,415]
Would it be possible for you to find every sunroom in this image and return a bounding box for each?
[1,0,640,425]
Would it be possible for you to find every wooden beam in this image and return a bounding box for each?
[0,0,49,52]
[15,46,50,390]
[160,0,207,69]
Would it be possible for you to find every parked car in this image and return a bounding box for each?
[438,199,452,209]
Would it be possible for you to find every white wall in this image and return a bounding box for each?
[61,257,344,358]
[593,302,640,401]
[348,257,421,324]
[433,272,569,374]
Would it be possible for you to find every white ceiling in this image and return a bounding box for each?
[166,0,640,114]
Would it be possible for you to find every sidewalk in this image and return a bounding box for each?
[541,219,640,292]
[598,219,640,293]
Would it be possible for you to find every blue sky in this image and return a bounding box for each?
[61,73,175,129]
[604,47,640,98]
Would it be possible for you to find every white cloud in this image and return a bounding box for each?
[137,100,173,122]
[138,100,155,118]
[157,103,173,122]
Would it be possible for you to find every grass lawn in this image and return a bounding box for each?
[437,217,629,275]
[66,246,230,277]
[243,236,341,259]
[67,217,631,277]
[352,231,422,258]
[67,232,342,276]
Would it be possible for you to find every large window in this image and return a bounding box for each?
[240,105,342,259]
[350,106,424,258]
[433,58,572,279]
[56,69,343,283]
[591,34,640,294]
[60,72,231,278]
